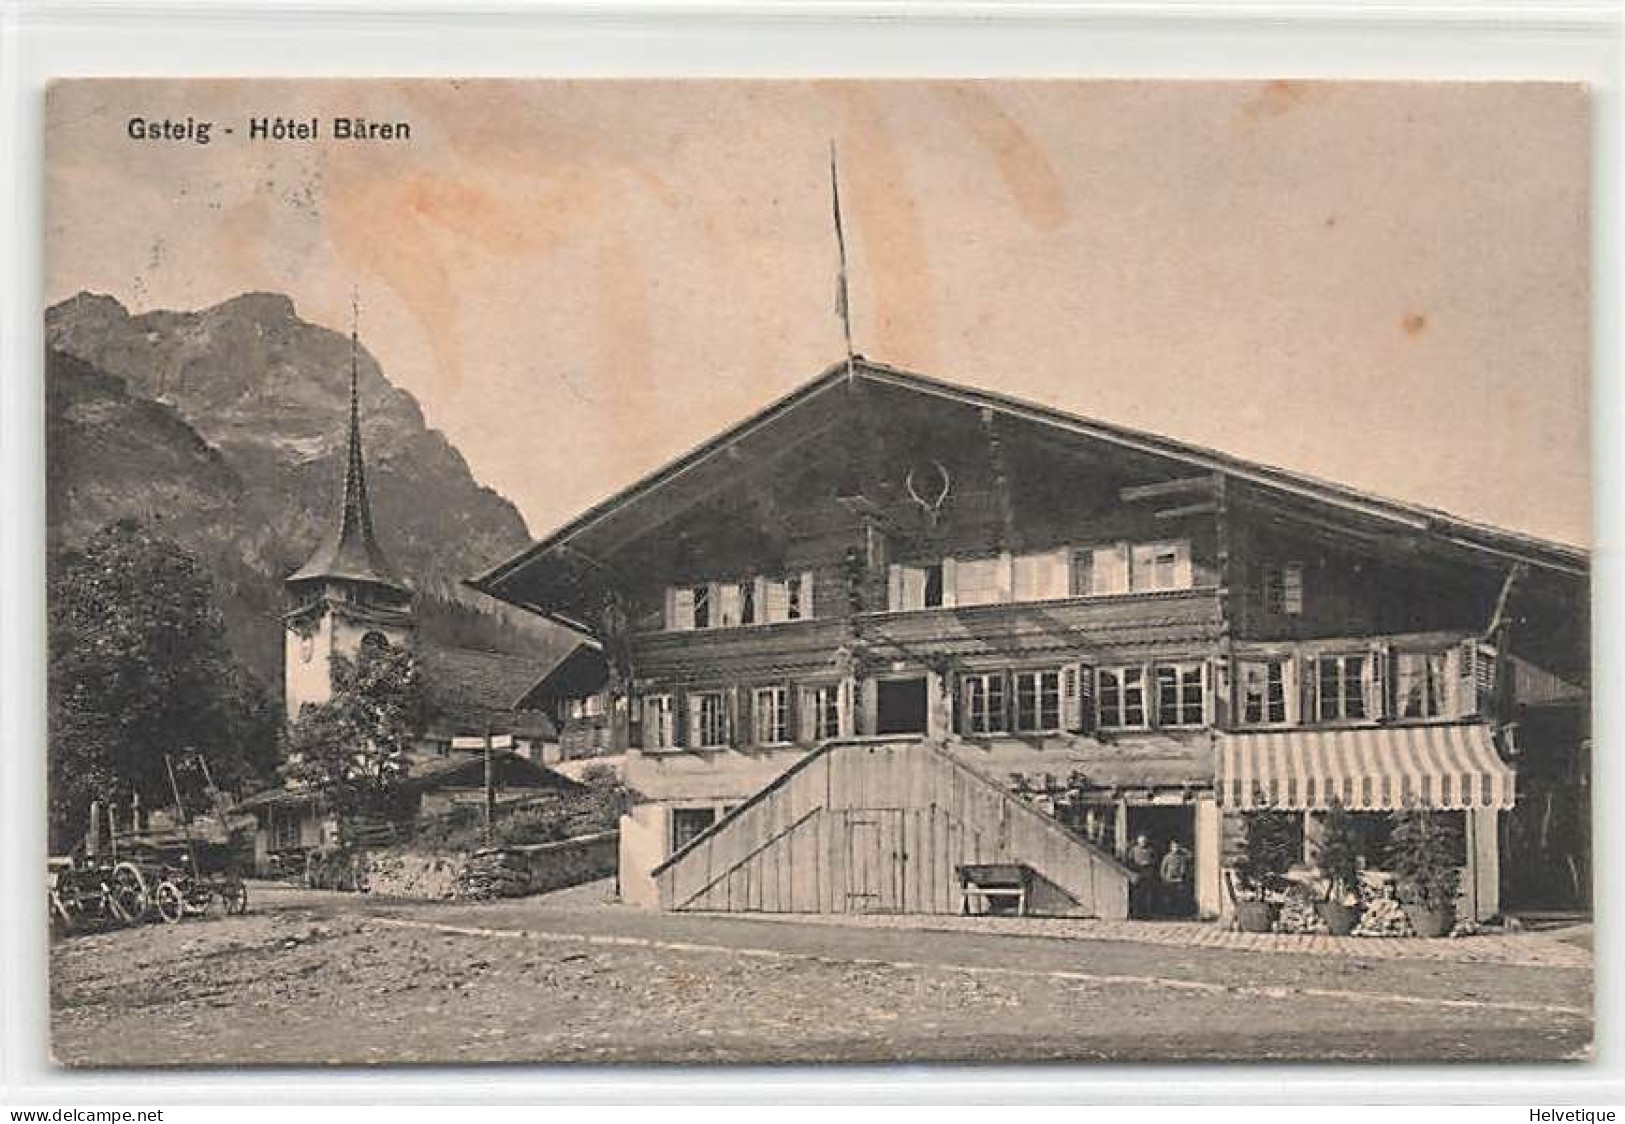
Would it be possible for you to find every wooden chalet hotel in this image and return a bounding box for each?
[473,360,1589,923]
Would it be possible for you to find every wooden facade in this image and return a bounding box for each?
[654,737,1131,917]
[478,360,1590,918]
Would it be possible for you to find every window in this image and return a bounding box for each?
[752,685,789,744]
[1097,667,1147,729]
[1131,540,1193,592]
[787,574,804,620]
[955,556,1006,606]
[892,563,945,610]
[1394,651,1447,719]
[643,694,675,749]
[962,673,1008,735]
[271,807,301,851]
[1154,663,1205,726]
[1014,669,1063,733]
[716,583,745,628]
[671,807,717,852]
[568,694,605,721]
[808,683,843,740]
[1012,549,1070,602]
[689,691,728,747]
[1263,563,1305,616]
[740,582,756,626]
[1089,544,1131,595]
[691,585,711,629]
[1238,658,1289,725]
[1316,654,1368,722]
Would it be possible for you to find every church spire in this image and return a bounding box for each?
[286,293,407,597]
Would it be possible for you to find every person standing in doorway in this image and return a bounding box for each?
[1127,832,1158,917]
[1159,839,1193,917]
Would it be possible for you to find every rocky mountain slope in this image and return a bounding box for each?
[46,292,574,695]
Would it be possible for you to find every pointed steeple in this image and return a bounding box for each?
[286,298,408,597]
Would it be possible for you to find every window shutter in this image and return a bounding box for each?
[675,691,690,748]
[997,551,1014,602]
[731,687,748,747]
[783,680,799,745]
[1174,541,1194,591]
[1072,549,1093,597]
[1092,543,1130,595]
[1283,657,1300,726]
[940,558,958,607]
[1367,642,1389,721]
[798,687,817,743]
[1062,665,1081,730]
[1453,639,1480,718]
[839,678,854,738]
[958,675,975,736]
[1076,663,1096,733]
[1001,670,1016,732]
[1300,655,1319,724]
[1201,659,1215,727]
[801,570,815,619]
[887,564,904,612]
[670,587,695,631]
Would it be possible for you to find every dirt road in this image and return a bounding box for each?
[49,883,1591,1066]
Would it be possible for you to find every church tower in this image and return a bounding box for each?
[283,311,413,723]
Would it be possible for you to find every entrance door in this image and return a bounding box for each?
[1125,804,1197,918]
[844,809,904,913]
[875,677,928,735]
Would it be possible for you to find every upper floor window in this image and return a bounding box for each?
[1098,666,1148,730]
[689,690,729,748]
[667,572,813,631]
[1013,669,1063,733]
[1394,650,1447,719]
[1262,562,1305,617]
[1132,541,1193,593]
[1316,654,1369,722]
[1238,658,1289,725]
[893,563,946,610]
[752,685,790,745]
[1154,663,1205,727]
[961,672,1008,736]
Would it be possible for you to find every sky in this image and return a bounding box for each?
[44,79,1591,548]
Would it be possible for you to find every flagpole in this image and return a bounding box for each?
[830,141,856,382]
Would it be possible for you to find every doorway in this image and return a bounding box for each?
[875,677,928,735]
[1125,804,1197,918]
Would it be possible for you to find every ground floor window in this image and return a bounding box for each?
[270,807,301,851]
[671,806,717,853]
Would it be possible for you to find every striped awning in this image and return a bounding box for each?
[1217,725,1515,811]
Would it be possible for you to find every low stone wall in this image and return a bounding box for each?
[493,829,619,895]
[359,830,619,901]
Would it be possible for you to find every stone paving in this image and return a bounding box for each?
[727,910,1594,968]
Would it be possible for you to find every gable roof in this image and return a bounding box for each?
[417,644,558,738]
[471,357,1587,615]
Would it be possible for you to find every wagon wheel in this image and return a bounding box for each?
[221,880,249,916]
[109,862,150,924]
[154,881,186,924]
[49,889,75,937]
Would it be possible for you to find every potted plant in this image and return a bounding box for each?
[1313,800,1360,936]
[1387,805,1462,938]
[1231,800,1299,932]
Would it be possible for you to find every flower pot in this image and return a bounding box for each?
[1401,902,1455,939]
[1316,900,1357,936]
[1234,900,1277,933]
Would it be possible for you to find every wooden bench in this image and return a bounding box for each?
[956,862,1035,916]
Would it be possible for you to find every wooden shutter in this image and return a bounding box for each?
[996,551,1015,603]
[1076,663,1096,733]
[940,558,958,607]
[732,686,749,747]
[1452,639,1480,718]
[1092,543,1129,595]
[782,680,799,745]
[1300,654,1319,724]
[1283,656,1300,726]
[670,587,695,631]
[800,570,815,619]
[797,687,817,743]
[1200,659,1216,727]
[1062,665,1082,730]
[838,678,854,738]
[887,564,904,612]
[1366,642,1389,721]
[674,691,689,748]
[1173,540,1194,591]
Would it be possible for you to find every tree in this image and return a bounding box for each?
[286,643,425,817]
[48,520,280,851]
